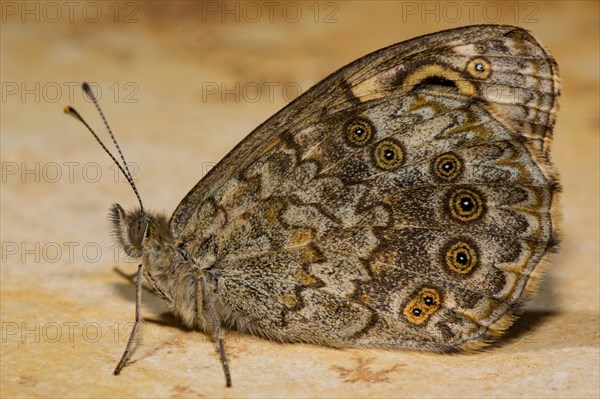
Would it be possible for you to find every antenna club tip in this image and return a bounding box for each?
[64,106,72,113]
[82,82,95,99]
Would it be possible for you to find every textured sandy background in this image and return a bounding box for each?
[1,1,598,398]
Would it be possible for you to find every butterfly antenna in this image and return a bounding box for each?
[64,84,145,214]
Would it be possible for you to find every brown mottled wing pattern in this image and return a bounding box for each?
[170,25,560,351]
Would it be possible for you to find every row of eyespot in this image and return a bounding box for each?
[345,118,464,180]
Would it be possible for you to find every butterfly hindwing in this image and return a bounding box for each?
[171,25,559,351]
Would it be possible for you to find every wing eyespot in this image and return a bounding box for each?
[345,117,375,147]
[372,139,404,170]
[446,187,486,222]
[432,152,463,181]
[442,239,480,275]
[467,57,492,79]
[404,287,442,325]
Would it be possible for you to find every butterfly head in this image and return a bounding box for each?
[110,204,172,259]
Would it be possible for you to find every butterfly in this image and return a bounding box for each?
[65,24,560,387]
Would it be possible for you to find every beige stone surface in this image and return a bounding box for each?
[1,1,598,398]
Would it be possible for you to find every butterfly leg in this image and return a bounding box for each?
[113,266,173,304]
[114,264,144,375]
[198,275,232,388]
[143,268,173,304]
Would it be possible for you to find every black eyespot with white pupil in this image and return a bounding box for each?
[447,187,485,222]
[442,239,479,275]
[404,287,442,325]
[433,152,463,181]
[345,117,374,147]
[373,139,404,170]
